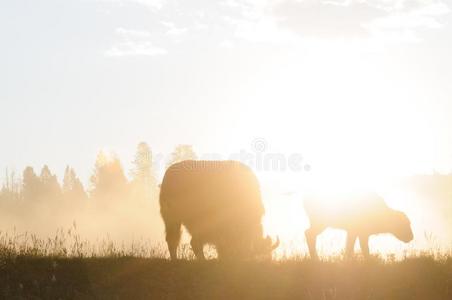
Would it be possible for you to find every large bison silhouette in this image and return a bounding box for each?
[160,160,279,260]
[304,192,413,259]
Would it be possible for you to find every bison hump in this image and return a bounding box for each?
[160,160,264,216]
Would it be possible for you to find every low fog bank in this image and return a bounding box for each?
[0,194,166,247]
[2,179,451,259]
[0,143,199,253]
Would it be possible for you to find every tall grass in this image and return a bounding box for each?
[0,224,165,259]
[1,225,452,262]
[1,227,452,299]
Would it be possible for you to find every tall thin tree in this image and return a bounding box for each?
[166,144,197,169]
[131,142,157,203]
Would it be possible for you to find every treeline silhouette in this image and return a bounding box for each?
[3,142,452,213]
[403,173,452,215]
[0,143,197,240]
[0,143,196,207]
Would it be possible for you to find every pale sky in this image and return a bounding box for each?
[1,0,452,190]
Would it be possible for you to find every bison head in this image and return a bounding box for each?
[216,234,279,260]
[389,211,414,243]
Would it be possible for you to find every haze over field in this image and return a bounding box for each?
[1,0,452,258]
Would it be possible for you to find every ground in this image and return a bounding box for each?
[1,256,452,300]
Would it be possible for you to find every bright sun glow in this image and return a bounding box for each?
[238,49,446,257]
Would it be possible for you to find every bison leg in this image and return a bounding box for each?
[164,220,181,260]
[345,232,357,259]
[190,237,205,260]
[305,226,324,260]
[359,235,369,258]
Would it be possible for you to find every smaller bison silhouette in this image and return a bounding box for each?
[304,193,413,259]
[160,160,279,260]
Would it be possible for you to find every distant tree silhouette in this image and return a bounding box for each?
[90,151,128,203]
[62,166,87,201]
[0,169,21,203]
[39,165,61,201]
[22,166,40,202]
[167,144,197,168]
[405,174,452,221]
[131,142,157,203]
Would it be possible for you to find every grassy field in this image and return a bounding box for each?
[1,230,452,299]
[1,255,452,299]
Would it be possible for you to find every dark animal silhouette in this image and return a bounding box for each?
[304,192,413,259]
[160,160,279,260]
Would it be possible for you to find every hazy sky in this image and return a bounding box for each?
[1,0,452,188]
